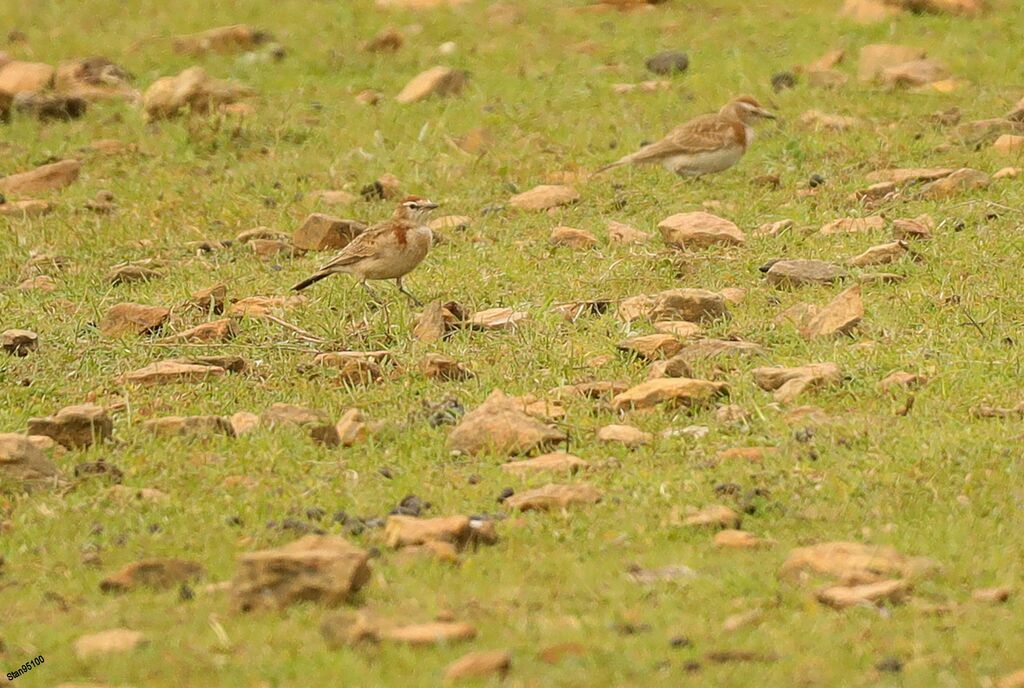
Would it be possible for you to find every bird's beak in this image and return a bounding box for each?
[423,201,439,210]
[756,108,776,120]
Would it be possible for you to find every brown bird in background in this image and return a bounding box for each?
[595,95,775,177]
[291,195,438,304]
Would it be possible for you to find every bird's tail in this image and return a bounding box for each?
[291,270,332,292]
[591,158,627,177]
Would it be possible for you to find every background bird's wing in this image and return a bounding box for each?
[623,114,739,163]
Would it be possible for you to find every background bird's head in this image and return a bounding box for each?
[721,95,776,124]
[395,195,440,221]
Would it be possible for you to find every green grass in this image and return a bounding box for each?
[2,0,1024,685]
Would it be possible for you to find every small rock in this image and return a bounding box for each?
[467,307,528,330]
[645,51,689,75]
[998,670,1024,688]
[293,213,365,251]
[504,483,602,511]
[848,241,908,267]
[444,650,511,682]
[14,92,88,121]
[723,609,763,632]
[308,189,358,206]
[993,167,1020,180]
[0,432,61,487]
[817,579,910,608]
[857,44,927,82]
[612,378,728,412]
[752,363,842,403]
[142,415,234,437]
[99,303,170,337]
[107,265,162,285]
[865,167,954,185]
[447,390,565,456]
[384,515,475,549]
[820,216,885,235]
[627,563,697,584]
[74,629,147,660]
[172,24,271,55]
[550,226,597,249]
[380,621,477,646]
[658,211,745,249]
[806,69,849,89]
[100,558,203,593]
[509,185,579,211]
[421,354,474,381]
[228,295,306,317]
[0,159,81,196]
[229,411,261,437]
[618,288,729,323]
[430,215,471,231]
[1,329,38,356]
[362,26,404,52]
[142,66,253,120]
[0,198,53,218]
[779,540,936,583]
[653,321,703,338]
[0,60,54,95]
[799,286,863,339]
[395,66,466,104]
[972,586,1012,604]
[765,260,844,287]
[119,360,226,385]
[27,404,112,449]
[231,535,370,611]
[502,452,589,475]
[919,168,990,198]
[714,529,776,549]
[618,333,682,360]
[607,220,651,244]
[840,0,903,22]
[597,424,652,447]
[881,59,949,88]
[683,505,741,529]
[877,371,926,392]
[164,319,237,343]
[892,215,933,240]
[754,219,793,236]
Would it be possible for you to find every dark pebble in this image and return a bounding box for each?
[645,51,689,76]
[875,657,903,673]
[669,635,692,648]
[771,71,797,93]
[179,584,194,601]
[808,174,826,188]
[496,487,514,503]
[794,427,814,443]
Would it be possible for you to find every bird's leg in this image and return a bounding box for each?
[360,280,383,304]
[394,277,422,306]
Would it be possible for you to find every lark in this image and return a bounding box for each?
[292,196,437,304]
[595,95,775,177]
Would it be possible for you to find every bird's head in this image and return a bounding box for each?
[721,95,776,124]
[395,195,439,221]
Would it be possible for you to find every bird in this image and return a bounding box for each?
[594,95,775,177]
[291,195,438,304]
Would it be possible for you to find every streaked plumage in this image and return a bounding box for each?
[595,95,775,177]
[291,196,437,304]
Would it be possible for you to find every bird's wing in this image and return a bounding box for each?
[621,114,742,164]
[316,221,395,271]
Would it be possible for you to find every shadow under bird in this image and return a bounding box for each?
[291,196,438,304]
[595,95,775,177]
